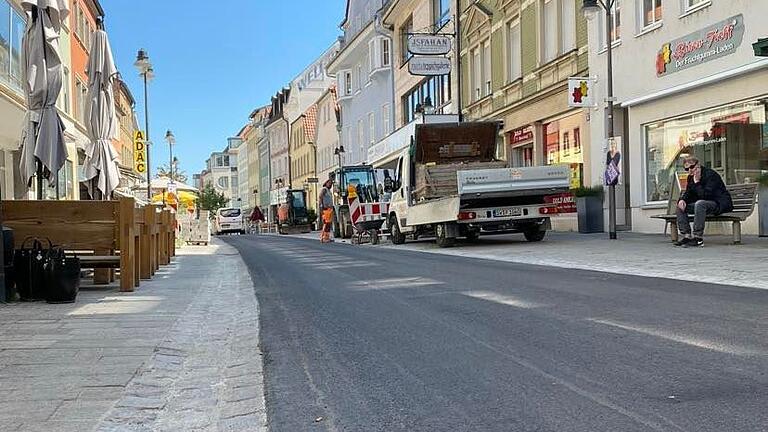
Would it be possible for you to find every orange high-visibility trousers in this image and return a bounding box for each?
[320,208,334,243]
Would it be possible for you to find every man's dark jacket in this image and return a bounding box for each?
[680,166,733,215]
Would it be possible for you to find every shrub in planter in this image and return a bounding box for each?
[572,186,604,233]
[757,174,768,237]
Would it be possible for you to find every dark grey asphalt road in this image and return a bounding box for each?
[224,234,768,432]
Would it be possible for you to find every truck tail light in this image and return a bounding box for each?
[458,211,477,220]
[540,206,559,215]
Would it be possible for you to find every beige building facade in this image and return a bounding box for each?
[290,105,318,212]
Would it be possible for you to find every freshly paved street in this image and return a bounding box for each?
[226,234,768,432]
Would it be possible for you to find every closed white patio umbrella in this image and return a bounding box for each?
[17,0,70,199]
[82,21,120,200]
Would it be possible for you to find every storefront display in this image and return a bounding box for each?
[644,98,767,203]
[543,113,584,189]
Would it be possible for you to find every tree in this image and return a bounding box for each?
[199,182,229,216]
[155,164,188,183]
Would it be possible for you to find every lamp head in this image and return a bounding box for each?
[582,0,600,20]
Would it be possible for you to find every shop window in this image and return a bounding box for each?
[642,0,662,28]
[543,114,585,188]
[644,99,767,203]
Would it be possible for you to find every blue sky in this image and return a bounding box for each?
[103,0,345,177]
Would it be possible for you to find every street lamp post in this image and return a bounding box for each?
[134,49,154,201]
[164,130,175,207]
[583,0,618,240]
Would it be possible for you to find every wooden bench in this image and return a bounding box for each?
[1,197,137,292]
[651,180,758,244]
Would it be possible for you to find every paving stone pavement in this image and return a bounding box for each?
[0,240,266,432]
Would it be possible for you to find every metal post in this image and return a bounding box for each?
[143,73,151,201]
[606,1,617,240]
[454,3,462,122]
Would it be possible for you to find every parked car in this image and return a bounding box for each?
[214,208,245,235]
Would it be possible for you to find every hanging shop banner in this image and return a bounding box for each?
[408,34,452,55]
[409,56,451,76]
[133,130,147,174]
[509,125,534,145]
[568,77,596,108]
[656,15,744,77]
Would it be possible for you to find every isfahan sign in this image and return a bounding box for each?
[408,34,452,55]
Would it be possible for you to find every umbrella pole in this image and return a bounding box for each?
[36,159,43,200]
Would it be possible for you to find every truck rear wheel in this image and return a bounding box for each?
[436,223,456,248]
[390,216,406,245]
[524,229,546,242]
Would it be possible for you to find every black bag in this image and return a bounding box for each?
[43,248,80,304]
[13,237,49,301]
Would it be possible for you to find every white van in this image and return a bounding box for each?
[214,208,245,235]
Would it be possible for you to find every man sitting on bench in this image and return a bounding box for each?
[675,156,733,247]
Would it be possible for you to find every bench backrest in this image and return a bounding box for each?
[1,197,135,251]
[727,183,758,216]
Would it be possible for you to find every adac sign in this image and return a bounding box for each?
[133,130,147,174]
[656,15,745,77]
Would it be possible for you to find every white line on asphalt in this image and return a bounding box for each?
[587,318,764,356]
[461,291,545,309]
[347,277,444,291]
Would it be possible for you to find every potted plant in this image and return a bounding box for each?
[572,185,604,234]
[757,173,768,237]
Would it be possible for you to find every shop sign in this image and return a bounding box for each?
[409,56,451,76]
[408,34,452,55]
[656,15,744,77]
[544,193,577,214]
[509,126,534,145]
[133,130,147,174]
[567,77,596,107]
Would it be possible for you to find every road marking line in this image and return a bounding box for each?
[587,318,764,356]
[461,291,545,309]
[347,277,444,291]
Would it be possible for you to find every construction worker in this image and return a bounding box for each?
[318,178,335,243]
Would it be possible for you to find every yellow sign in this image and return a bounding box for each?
[134,131,147,174]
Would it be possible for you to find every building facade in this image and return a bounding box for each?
[456,0,591,230]
[226,136,242,207]
[382,0,458,130]
[316,86,341,185]
[586,0,768,234]
[290,104,318,212]
[266,88,291,192]
[242,106,269,212]
[329,0,395,166]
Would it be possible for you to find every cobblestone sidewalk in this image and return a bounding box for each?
[0,240,266,432]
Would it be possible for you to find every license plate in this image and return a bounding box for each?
[493,208,522,218]
[221,224,230,228]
